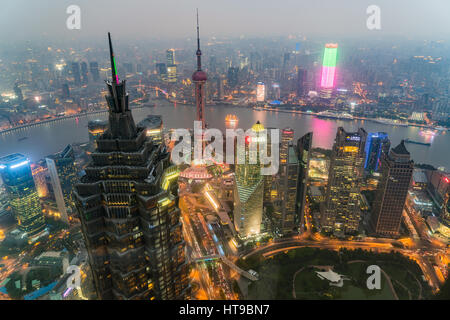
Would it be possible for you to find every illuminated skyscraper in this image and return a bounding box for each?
[296,132,313,232]
[234,121,266,238]
[0,154,46,240]
[275,145,299,235]
[192,10,207,130]
[74,33,188,300]
[321,127,367,236]
[166,49,177,82]
[280,128,294,165]
[320,43,338,89]
[45,145,78,224]
[256,81,265,102]
[370,141,413,236]
[364,132,390,173]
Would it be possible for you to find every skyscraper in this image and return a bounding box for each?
[320,43,338,89]
[14,82,23,102]
[321,127,367,236]
[71,62,81,85]
[280,128,294,165]
[296,68,307,97]
[370,141,413,237]
[0,154,46,241]
[227,67,239,88]
[192,11,207,130]
[256,82,265,102]
[234,121,265,238]
[166,49,177,82]
[61,83,70,99]
[74,33,188,300]
[90,62,100,82]
[138,115,163,145]
[364,132,390,173]
[275,145,299,235]
[80,61,89,84]
[296,132,313,232]
[45,145,78,225]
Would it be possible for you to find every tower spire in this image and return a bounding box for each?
[196,8,202,71]
[108,32,119,84]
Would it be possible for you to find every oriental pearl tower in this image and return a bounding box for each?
[192,9,207,130]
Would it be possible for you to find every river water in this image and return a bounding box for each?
[0,101,449,169]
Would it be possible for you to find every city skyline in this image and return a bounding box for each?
[0,0,449,303]
[2,0,450,43]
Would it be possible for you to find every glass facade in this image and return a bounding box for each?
[0,153,46,238]
[321,127,367,235]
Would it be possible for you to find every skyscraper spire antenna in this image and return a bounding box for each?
[196,8,202,71]
[108,32,120,84]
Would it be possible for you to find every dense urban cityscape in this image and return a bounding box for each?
[0,1,449,305]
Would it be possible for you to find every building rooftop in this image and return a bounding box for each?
[413,170,428,184]
[391,140,410,155]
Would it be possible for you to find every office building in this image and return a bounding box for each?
[296,132,313,231]
[321,127,367,236]
[138,115,163,145]
[80,62,89,84]
[370,141,413,236]
[296,68,307,97]
[234,121,266,238]
[45,145,78,224]
[71,62,81,85]
[74,33,188,300]
[256,82,265,102]
[0,154,46,240]
[90,62,100,82]
[364,132,390,173]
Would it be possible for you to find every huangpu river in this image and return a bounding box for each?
[0,101,449,170]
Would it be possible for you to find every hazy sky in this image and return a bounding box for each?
[1,0,449,42]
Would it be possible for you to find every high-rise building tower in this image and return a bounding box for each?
[364,132,390,173]
[61,83,70,99]
[71,62,81,85]
[14,82,23,102]
[80,61,89,84]
[227,67,239,88]
[275,144,299,235]
[256,82,265,103]
[296,132,313,232]
[192,11,207,130]
[74,33,188,300]
[90,62,100,82]
[280,128,294,165]
[320,43,338,89]
[0,154,46,241]
[321,127,367,236]
[296,68,307,97]
[370,141,413,237]
[234,121,266,238]
[45,145,78,225]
